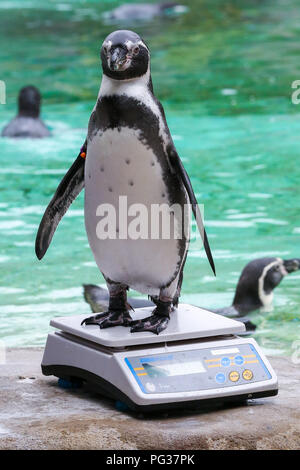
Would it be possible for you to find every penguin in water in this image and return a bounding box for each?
[215,257,300,316]
[103,3,186,23]
[82,257,300,331]
[1,86,50,138]
[35,30,215,335]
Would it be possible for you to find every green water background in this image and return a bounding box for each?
[0,0,299,355]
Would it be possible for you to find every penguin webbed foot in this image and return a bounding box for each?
[81,310,132,329]
[130,299,171,335]
[130,314,169,335]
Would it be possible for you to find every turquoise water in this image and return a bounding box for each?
[0,0,300,355]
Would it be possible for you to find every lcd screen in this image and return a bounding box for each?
[142,360,206,377]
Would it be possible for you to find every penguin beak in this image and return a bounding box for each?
[110,47,128,71]
[283,258,300,273]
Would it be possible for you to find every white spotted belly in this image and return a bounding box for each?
[84,127,189,295]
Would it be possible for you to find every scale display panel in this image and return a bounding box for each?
[125,343,271,394]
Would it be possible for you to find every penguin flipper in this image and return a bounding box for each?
[35,142,87,260]
[166,145,216,275]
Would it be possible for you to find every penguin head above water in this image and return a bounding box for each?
[101,30,149,80]
[232,257,300,314]
[18,85,41,118]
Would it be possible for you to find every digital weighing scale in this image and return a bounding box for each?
[42,304,278,412]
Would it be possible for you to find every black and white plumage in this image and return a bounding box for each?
[82,257,300,332]
[1,86,50,138]
[35,30,214,334]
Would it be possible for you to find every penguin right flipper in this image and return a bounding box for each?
[35,141,87,260]
[166,144,216,275]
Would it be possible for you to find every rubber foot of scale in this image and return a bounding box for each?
[115,400,130,412]
[58,378,83,389]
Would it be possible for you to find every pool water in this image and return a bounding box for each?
[0,0,299,355]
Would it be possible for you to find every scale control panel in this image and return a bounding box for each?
[125,343,271,394]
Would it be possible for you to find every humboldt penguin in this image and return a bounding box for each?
[82,257,300,331]
[215,257,300,316]
[1,86,50,138]
[35,30,215,334]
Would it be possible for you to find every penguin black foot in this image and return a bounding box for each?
[130,314,169,335]
[81,310,133,329]
[130,299,171,335]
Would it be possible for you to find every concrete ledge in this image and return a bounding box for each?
[0,348,299,450]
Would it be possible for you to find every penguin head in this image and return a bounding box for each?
[232,257,300,314]
[18,86,41,118]
[101,30,149,80]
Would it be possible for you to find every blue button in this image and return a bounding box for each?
[221,357,230,367]
[234,355,244,366]
[215,373,226,384]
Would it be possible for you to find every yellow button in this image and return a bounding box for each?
[229,371,240,382]
[243,369,253,381]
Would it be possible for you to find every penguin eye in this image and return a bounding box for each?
[132,45,140,55]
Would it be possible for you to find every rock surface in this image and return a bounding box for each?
[0,348,299,450]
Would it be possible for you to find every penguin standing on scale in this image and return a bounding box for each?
[35,30,215,334]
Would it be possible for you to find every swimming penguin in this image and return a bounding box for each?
[35,30,215,335]
[215,257,300,316]
[1,86,50,138]
[103,3,186,23]
[82,257,300,331]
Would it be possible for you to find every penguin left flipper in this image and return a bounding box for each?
[166,143,216,276]
[35,140,87,260]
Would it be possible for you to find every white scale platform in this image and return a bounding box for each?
[42,304,278,412]
[50,303,246,348]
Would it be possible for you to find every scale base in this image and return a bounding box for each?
[42,362,278,413]
[42,305,278,412]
